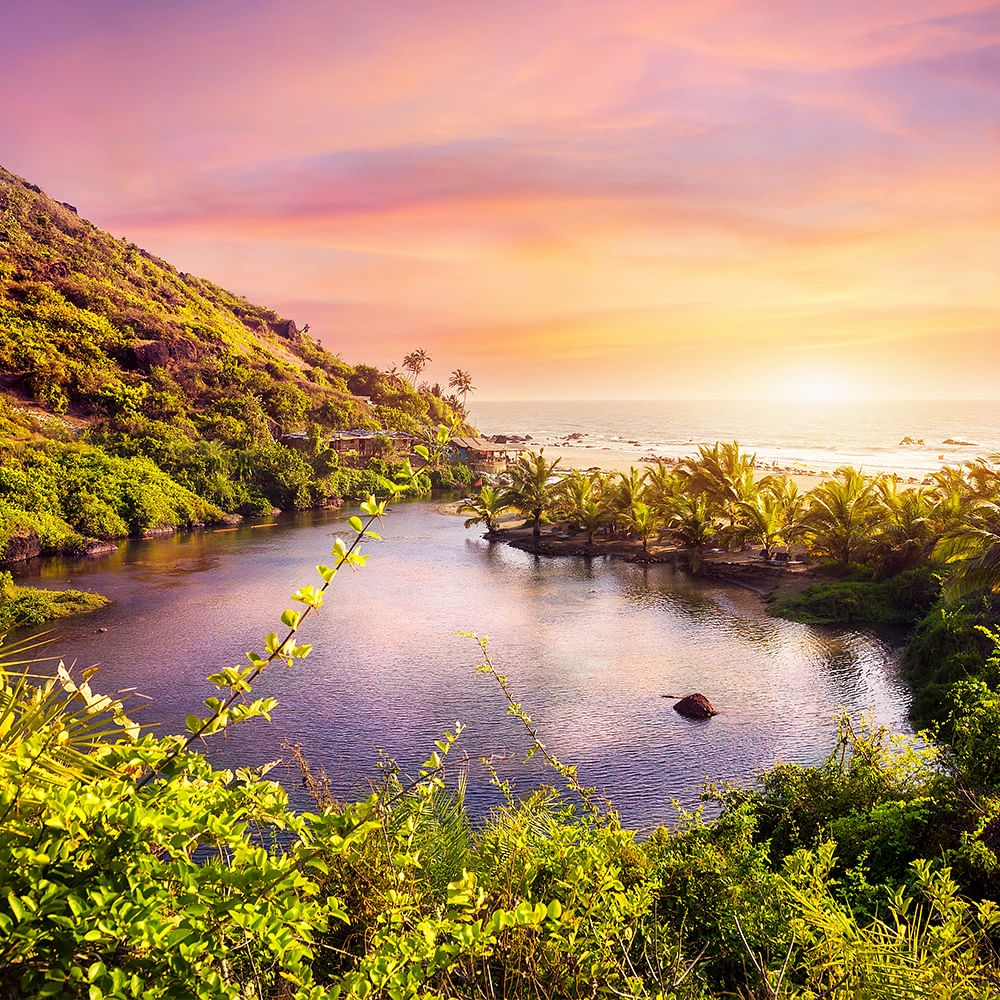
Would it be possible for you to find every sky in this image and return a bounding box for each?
[2,0,999,400]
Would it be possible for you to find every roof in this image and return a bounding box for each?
[451,435,518,452]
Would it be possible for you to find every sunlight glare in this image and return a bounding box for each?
[778,372,853,402]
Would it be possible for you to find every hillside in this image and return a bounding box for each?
[0,166,468,562]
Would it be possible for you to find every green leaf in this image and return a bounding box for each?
[348,516,364,532]
[185,714,202,733]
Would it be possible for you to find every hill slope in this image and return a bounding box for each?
[0,166,467,561]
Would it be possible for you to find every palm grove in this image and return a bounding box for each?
[464,441,1000,731]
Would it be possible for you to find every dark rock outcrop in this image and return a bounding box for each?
[75,539,118,558]
[944,438,977,447]
[128,337,201,372]
[671,693,717,720]
[268,318,301,342]
[1,530,41,565]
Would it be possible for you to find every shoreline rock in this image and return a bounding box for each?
[76,539,119,559]
[1,530,41,565]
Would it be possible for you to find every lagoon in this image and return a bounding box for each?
[12,501,912,828]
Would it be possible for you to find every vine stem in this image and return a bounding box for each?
[134,511,380,791]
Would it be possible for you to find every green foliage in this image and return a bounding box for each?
[0,443,223,544]
[946,629,1000,788]
[769,567,940,625]
[719,715,949,887]
[0,571,107,629]
[903,598,1000,729]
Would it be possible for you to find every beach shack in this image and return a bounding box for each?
[328,430,387,461]
[325,429,418,464]
[449,435,517,473]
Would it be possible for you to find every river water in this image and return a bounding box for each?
[12,502,912,829]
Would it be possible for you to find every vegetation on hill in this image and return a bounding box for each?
[0,166,472,562]
[3,509,1000,999]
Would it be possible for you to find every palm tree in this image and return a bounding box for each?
[733,492,788,561]
[575,498,611,546]
[665,495,716,572]
[803,467,882,569]
[681,440,761,511]
[608,467,648,530]
[644,461,685,512]
[458,485,511,533]
[965,454,1000,504]
[555,470,608,545]
[448,369,475,412]
[731,477,806,560]
[873,478,937,572]
[402,348,431,385]
[934,502,1000,601]
[384,364,406,388]
[505,449,561,537]
[627,501,661,556]
[192,438,229,477]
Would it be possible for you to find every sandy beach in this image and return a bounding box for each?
[533,444,935,490]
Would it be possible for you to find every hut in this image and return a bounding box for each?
[449,436,518,474]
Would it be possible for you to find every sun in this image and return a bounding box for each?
[777,372,854,403]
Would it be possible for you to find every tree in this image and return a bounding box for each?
[873,478,937,573]
[626,500,661,555]
[458,485,511,532]
[555,470,609,545]
[402,349,431,385]
[505,449,561,537]
[448,369,475,413]
[681,440,762,512]
[729,477,806,560]
[665,494,715,572]
[608,467,647,523]
[644,460,685,512]
[935,503,1000,601]
[383,364,406,389]
[732,492,789,561]
[804,466,882,569]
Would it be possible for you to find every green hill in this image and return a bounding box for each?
[0,165,467,562]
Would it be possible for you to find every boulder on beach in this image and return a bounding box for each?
[671,693,717,720]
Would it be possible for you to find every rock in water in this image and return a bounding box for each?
[673,694,717,719]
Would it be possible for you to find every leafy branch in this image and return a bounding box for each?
[462,630,608,816]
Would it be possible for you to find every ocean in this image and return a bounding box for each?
[469,399,1000,477]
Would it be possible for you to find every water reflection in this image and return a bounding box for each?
[11,502,913,828]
